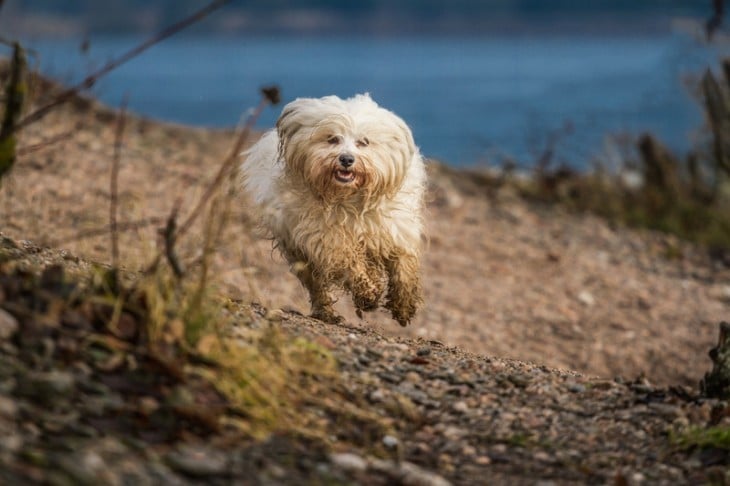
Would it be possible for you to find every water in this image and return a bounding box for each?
[19,34,726,168]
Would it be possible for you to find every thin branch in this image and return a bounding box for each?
[110,95,128,269]
[0,42,25,180]
[47,217,165,247]
[13,0,232,132]
[144,86,279,278]
[16,129,75,156]
[175,89,277,241]
[163,201,184,279]
[708,0,725,40]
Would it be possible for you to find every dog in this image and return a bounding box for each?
[242,94,426,326]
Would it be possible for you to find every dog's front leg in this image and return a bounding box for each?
[347,253,386,316]
[289,257,343,324]
[385,251,422,326]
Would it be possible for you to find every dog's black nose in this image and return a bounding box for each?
[338,154,355,168]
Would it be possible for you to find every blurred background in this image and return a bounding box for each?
[0,0,725,168]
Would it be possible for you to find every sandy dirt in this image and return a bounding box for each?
[4,79,729,390]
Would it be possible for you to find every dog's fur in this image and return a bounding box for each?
[242,94,426,326]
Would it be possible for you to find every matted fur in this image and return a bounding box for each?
[242,94,426,326]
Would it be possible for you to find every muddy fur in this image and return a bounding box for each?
[242,94,426,326]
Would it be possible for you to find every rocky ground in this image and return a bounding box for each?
[0,237,728,485]
[0,73,728,484]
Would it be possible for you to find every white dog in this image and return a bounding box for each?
[242,94,426,326]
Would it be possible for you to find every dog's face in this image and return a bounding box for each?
[276,94,416,201]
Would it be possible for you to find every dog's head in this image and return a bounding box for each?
[276,94,417,202]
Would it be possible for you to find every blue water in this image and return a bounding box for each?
[19,34,725,167]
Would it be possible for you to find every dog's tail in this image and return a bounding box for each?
[240,129,282,207]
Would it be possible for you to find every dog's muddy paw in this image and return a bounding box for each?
[311,308,344,324]
[387,300,417,327]
[352,294,379,314]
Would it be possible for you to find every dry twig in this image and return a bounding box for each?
[16,129,75,156]
[176,87,279,240]
[110,96,128,269]
[12,0,232,133]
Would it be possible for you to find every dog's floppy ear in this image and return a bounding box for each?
[275,100,299,156]
[276,97,320,150]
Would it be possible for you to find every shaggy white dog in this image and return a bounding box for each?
[242,94,426,326]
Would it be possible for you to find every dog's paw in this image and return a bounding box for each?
[311,307,344,325]
[390,306,415,327]
[385,284,420,327]
[352,293,379,314]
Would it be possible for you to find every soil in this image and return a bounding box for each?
[5,77,728,388]
[0,75,728,484]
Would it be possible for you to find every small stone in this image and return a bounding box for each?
[0,395,18,418]
[534,451,552,462]
[18,370,75,405]
[442,425,466,439]
[369,389,385,403]
[405,371,421,383]
[0,309,18,340]
[577,290,595,306]
[452,401,469,413]
[462,444,476,456]
[475,455,491,465]
[166,445,229,477]
[0,434,22,453]
[382,435,399,449]
[417,347,431,357]
[567,383,586,393]
[330,452,367,472]
[399,461,451,486]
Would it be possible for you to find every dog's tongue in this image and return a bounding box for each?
[335,169,355,183]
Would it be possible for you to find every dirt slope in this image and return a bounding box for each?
[0,76,728,485]
[4,79,728,388]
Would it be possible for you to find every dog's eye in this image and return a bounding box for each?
[327,136,342,145]
[356,137,369,148]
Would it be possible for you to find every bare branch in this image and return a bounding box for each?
[46,217,165,247]
[16,129,75,156]
[110,96,129,269]
[163,202,184,279]
[175,86,279,241]
[13,0,232,132]
[707,0,725,40]
[0,42,25,181]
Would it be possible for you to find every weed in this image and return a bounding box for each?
[672,425,730,450]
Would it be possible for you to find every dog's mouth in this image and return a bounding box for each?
[334,169,356,184]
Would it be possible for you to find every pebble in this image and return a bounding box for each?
[370,459,451,486]
[19,370,75,404]
[567,383,586,393]
[405,371,421,383]
[398,461,452,486]
[166,445,229,477]
[474,456,491,465]
[441,425,467,440]
[0,395,18,419]
[452,401,469,413]
[382,435,399,449]
[330,452,367,472]
[577,290,595,306]
[369,389,385,403]
[0,309,18,340]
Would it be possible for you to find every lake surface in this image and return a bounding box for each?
[21,34,726,168]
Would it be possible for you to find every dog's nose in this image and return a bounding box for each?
[338,154,355,168]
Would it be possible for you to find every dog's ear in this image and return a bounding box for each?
[275,101,299,146]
